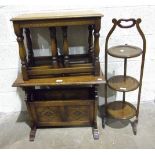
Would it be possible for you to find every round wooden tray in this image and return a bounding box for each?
[107,75,139,92]
[107,101,136,119]
[107,45,142,58]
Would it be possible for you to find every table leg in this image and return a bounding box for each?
[94,19,101,75]
[30,125,37,141]
[92,85,99,140]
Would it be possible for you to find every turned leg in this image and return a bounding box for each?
[62,26,69,67]
[49,27,58,67]
[25,88,37,141]
[88,25,94,61]
[25,28,34,66]
[92,85,99,140]
[94,19,101,75]
[13,23,28,80]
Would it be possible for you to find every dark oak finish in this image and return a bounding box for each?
[107,101,136,120]
[13,73,105,141]
[11,11,103,80]
[88,25,94,60]
[49,27,58,67]
[13,73,105,87]
[13,24,28,80]
[11,11,104,141]
[62,26,69,67]
[107,75,139,92]
[104,18,146,135]
[24,28,34,66]
[108,45,143,58]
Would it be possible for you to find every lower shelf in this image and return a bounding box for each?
[107,101,136,120]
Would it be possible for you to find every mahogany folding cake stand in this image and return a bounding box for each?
[104,18,146,135]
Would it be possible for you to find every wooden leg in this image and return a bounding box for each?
[102,115,106,129]
[49,27,58,68]
[132,118,138,135]
[92,122,99,140]
[25,28,34,66]
[24,88,37,141]
[130,118,138,135]
[103,83,108,129]
[62,26,69,67]
[30,125,37,141]
[13,23,28,80]
[88,25,94,61]
[94,19,101,75]
[92,85,99,140]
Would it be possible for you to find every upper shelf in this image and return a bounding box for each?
[11,10,103,21]
[107,45,143,58]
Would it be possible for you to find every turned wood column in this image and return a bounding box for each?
[49,27,58,67]
[13,23,28,80]
[62,26,69,67]
[94,19,101,75]
[25,28,34,66]
[93,85,99,140]
[88,25,94,60]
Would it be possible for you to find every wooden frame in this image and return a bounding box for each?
[104,18,146,135]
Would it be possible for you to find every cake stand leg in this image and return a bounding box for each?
[102,115,106,129]
[132,118,138,135]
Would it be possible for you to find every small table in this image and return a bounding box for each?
[11,11,103,80]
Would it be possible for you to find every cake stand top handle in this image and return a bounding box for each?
[116,18,137,28]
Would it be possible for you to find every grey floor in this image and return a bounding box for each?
[0,102,155,149]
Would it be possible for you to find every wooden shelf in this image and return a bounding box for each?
[32,54,91,67]
[107,75,139,92]
[12,73,105,87]
[107,101,136,119]
[107,45,142,58]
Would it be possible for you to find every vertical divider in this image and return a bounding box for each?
[25,28,34,66]
[62,26,69,67]
[94,19,101,75]
[88,25,94,61]
[49,27,58,68]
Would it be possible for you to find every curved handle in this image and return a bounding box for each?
[117,18,136,28]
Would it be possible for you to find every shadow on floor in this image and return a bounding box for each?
[16,111,31,127]
[99,105,134,129]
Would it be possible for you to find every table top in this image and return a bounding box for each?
[13,73,105,87]
[11,10,103,21]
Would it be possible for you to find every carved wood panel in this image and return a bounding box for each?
[36,106,61,122]
[31,100,94,126]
